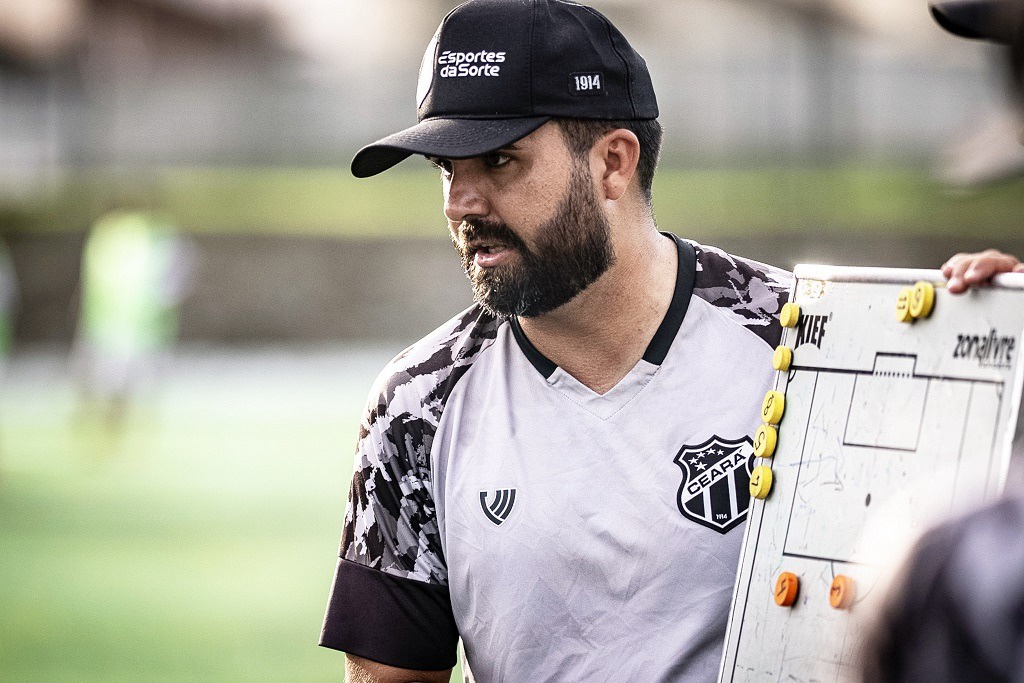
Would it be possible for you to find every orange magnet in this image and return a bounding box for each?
[829,575,856,610]
[750,465,773,499]
[774,572,799,607]
[761,390,785,425]
[896,288,913,323]
[754,424,778,458]
[780,303,801,328]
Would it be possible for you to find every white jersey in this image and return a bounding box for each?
[321,235,792,681]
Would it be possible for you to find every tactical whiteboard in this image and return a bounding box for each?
[719,266,1024,682]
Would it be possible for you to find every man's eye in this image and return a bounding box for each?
[428,157,453,176]
[483,152,510,168]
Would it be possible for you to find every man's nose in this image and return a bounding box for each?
[443,168,490,224]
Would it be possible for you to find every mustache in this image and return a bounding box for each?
[456,218,527,251]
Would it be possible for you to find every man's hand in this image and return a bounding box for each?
[941,249,1024,294]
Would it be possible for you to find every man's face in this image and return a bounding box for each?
[436,123,616,318]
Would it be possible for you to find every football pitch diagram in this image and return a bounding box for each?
[719,267,1024,682]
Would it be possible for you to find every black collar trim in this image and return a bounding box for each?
[509,232,696,378]
[509,315,558,379]
[643,233,696,365]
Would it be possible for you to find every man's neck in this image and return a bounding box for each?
[517,228,679,395]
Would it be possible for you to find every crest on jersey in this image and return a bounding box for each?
[674,436,755,534]
[480,489,516,526]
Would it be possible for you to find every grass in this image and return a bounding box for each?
[5,164,1024,239]
[0,347,463,681]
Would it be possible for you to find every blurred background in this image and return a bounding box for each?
[1,0,1023,680]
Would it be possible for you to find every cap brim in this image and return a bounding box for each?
[931,0,1016,43]
[351,116,551,178]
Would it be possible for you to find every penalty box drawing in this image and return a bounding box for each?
[719,266,1024,682]
[787,351,1004,567]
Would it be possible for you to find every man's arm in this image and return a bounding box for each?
[346,654,452,683]
[941,249,1024,293]
[320,356,462,673]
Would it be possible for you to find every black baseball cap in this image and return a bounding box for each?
[351,0,659,178]
[931,0,1022,43]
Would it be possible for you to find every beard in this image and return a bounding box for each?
[452,162,616,318]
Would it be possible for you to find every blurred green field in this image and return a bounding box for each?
[8,165,1024,239]
[0,347,463,682]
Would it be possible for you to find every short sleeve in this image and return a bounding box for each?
[319,373,458,670]
[319,305,500,670]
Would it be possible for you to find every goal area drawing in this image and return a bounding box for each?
[719,266,1024,682]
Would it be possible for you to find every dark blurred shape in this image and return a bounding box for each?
[861,495,1024,682]
[931,0,1023,43]
[0,240,18,361]
[932,0,1024,185]
[933,0,1024,101]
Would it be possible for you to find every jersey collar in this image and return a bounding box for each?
[510,233,697,379]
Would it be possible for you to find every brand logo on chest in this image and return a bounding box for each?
[480,489,517,526]
[673,436,754,534]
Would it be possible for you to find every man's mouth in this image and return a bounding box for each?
[468,241,514,268]
[469,240,506,254]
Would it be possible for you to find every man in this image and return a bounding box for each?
[320,1,1021,680]
[861,3,1024,681]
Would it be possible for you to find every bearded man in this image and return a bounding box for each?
[319,2,1022,681]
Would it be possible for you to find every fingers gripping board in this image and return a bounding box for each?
[718,266,1024,682]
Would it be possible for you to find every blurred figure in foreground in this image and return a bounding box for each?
[861,2,1024,681]
[862,497,1024,681]
[73,205,194,433]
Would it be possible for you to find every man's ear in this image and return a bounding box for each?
[594,129,641,201]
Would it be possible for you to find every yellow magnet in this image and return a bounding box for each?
[896,288,913,323]
[761,390,785,425]
[754,424,778,458]
[829,575,856,610]
[750,465,773,499]
[910,281,935,319]
[774,572,799,607]
[780,303,801,328]
[772,345,793,372]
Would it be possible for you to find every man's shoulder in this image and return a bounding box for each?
[368,303,504,418]
[688,239,793,294]
[341,306,504,586]
[684,239,794,348]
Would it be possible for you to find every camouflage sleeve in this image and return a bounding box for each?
[338,374,449,582]
[690,241,793,349]
[319,375,458,669]
[320,305,500,670]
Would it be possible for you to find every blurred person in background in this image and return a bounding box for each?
[0,239,18,367]
[0,238,19,478]
[319,1,1024,681]
[73,196,194,435]
[861,2,1024,681]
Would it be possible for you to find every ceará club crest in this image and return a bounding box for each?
[673,435,755,534]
